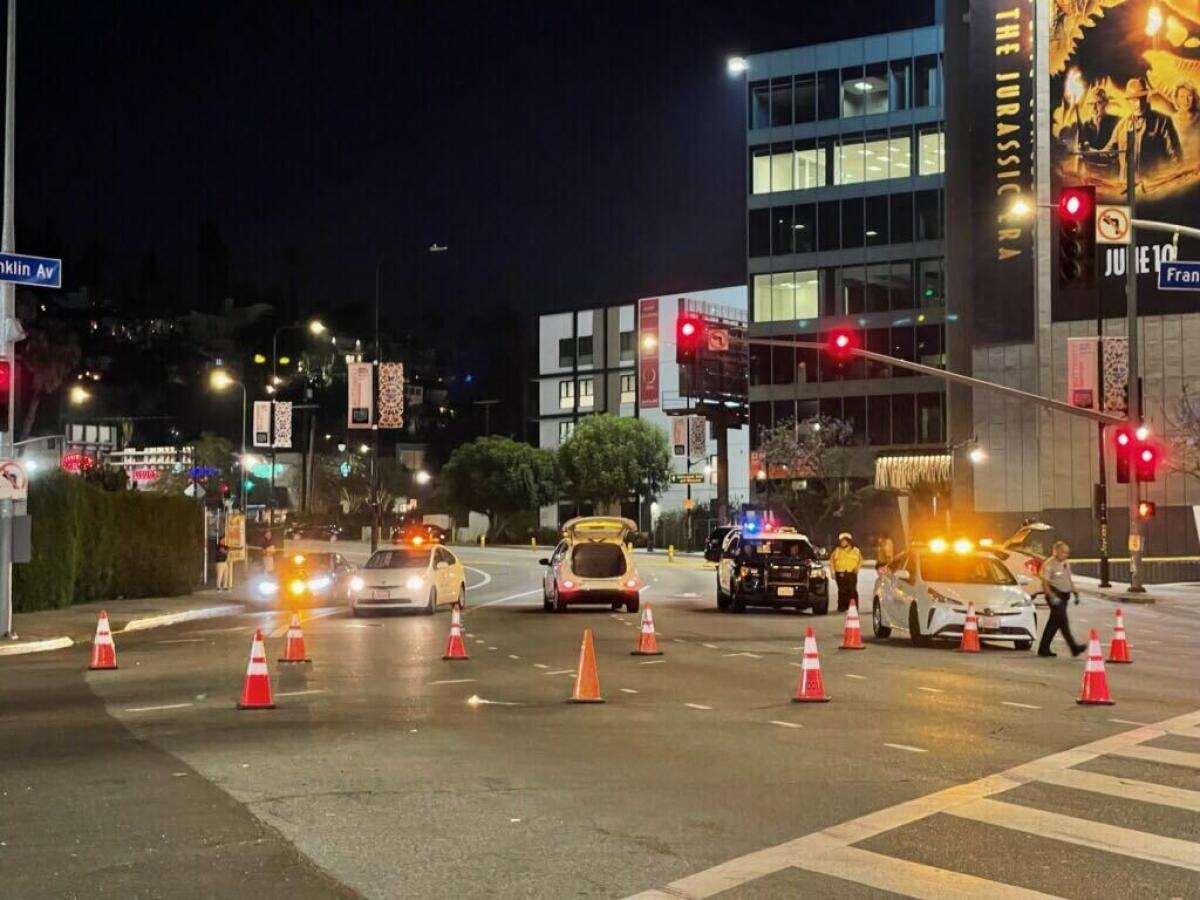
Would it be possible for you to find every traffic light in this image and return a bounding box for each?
[1114,426,1132,484]
[1058,186,1096,288]
[0,359,9,433]
[1135,441,1159,482]
[676,313,704,365]
[1137,499,1156,520]
[827,327,859,360]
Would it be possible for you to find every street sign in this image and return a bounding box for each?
[1158,261,1200,290]
[1127,533,1143,553]
[0,252,61,288]
[682,497,695,511]
[1095,204,1131,245]
[707,328,730,352]
[0,460,27,500]
[671,472,705,485]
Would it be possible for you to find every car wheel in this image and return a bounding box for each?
[810,591,829,616]
[626,597,640,614]
[872,597,891,638]
[908,603,928,647]
[458,583,466,609]
[716,574,730,610]
[542,587,553,612]
[611,602,623,611]
[1014,639,1032,651]
[554,592,568,612]
[426,588,437,615]
[351,605,363,618]
[730,582,746,613]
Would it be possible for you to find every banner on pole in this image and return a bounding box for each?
[1066,336,1127,413]
[671,418,686,456]
[348,362,374,429]
[377,362,405,429]
[252,401,272,447]
[273,401,293,448]
[688,415,707,460]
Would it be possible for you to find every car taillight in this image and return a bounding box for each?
[561,579,575,590]
[1024,558,1041,575]
[624,578,638,590]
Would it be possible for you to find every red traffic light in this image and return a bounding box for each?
[1059,188,1092,221]
[675,313,704,365]
[827,327,858,358]
[0,359,10,392]
[1139,447,1154,464]
[1114,429,1131,447]
[679,319,697,338]
[1137,500,1157,520]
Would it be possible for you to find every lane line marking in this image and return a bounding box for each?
[640,659,666,665]
[507,654,520,660]
[685,703,713,710]
[532,663,549,669]
[474,640,485,644]
[845,674,867,680]
[544,669,574,676]
[769,720,803,729]
[474,588,542,609]
[1109,744,1200,770]
[619,688,638,694]
[673,638,686,643]
[1035,767,1200,812]
[157,638,207,644]
[1109,717,1152,727]
[1001,701,1042,710]
[488,646,498,650]
[276,689,325,697]
[883,743,928,754]
[429,678,475,685]
[917,686,944,694]
[463,566,493,591]
[702,643,718,649]
[125,702,193,713]
[947,797,1200,872]
[723,652,763,659]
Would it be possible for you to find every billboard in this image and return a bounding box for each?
[1050,0,1199,318]
[638,298,659,409]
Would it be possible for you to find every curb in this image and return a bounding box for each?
[122,603,245,632]
[0,636,75,657]
[1085,591,1157,605]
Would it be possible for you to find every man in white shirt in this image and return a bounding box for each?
[1038,540,1085,657]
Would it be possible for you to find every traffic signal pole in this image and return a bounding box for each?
[0,0,16,639]
[1124,134,1145,592]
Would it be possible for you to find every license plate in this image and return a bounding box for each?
[777,586,795,597]
[372,590,391,600]
[980,615,1000,629]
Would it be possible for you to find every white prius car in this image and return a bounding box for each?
[870,539,1037,650]
[349,542,466,616]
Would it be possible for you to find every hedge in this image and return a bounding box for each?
[13,474,203,612]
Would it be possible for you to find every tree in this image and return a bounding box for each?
[152,432,234,496]
[442,436,558,540]
[755,415,873,543]
[558,415,672,514]
[19,325,82,439]
[1167,384,1200,482]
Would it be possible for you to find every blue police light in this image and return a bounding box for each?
[744,520,758,533]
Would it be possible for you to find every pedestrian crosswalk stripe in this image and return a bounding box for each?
[1035,767,1200,813]
[947,797,1200,872]
[1109,744,1200,770]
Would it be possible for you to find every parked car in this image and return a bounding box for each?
[255,551,357,606]
[391,522,448,544]
[871,538,1037,649]
[540,516,641,612]
[285,522,342,542]
[983,521,1059,597]
[349,543,466,616]
[716,527,829,614]
[703,526,736,563]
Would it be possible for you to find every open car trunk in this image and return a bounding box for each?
[570,543,628,578]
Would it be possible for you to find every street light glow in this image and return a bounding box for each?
[968,447,987,465]
[1135,425,1150,441]
[1008,198,1032,217]
[641,334,658,350]
[727,56,748,75]
[359,443,370,454]
[414,470,432,485]
[69,385,91,405]
[308,319,327,335]
[210,369,234,390]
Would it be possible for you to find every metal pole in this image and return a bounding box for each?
[240,382,247,513]
[1096,286,1111,586]
[1125,131,1144,592]
[269,329,278,528]
[371,257,382,553]
[715,420,729,525]
[0,0,17,638]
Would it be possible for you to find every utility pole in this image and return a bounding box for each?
[0,0,17,639]
[1124,133,1144,592]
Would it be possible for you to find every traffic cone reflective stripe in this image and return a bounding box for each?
[631,604,663,656]
[88,610,118,670]
[278,613,312,663]
[568,628,604,703]
[839,601,865,650]
[792,626,830,703]
[1107,608,1132,664]
[1078,628,1115,705]
[442,603,469,660]
[238,629,275,710]
[958,602,981,653]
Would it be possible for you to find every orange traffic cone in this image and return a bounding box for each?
[839,601,865,650]
[958,602,981,653]
[88,610,118,670]
[1107,608,1132,664]
[568,628,604,703]
[631,604,663,656]
[237,629,275,710]
[278,613,311,663]
[792,626,830,703]
[1078,629,1115,705]
[442,603,469,660]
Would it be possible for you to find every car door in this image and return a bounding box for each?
[443,548,463,600]
[434,548,453,602]
[892,551,920,628]
[884,551,911,627]
[719,535,739,592]
[546,541,567,595]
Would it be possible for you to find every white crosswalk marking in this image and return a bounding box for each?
[624,708,1200,899]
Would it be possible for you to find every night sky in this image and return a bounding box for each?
[13,1,933,322]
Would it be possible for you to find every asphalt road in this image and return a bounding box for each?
[2,543,1198,899]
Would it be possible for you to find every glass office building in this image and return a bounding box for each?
[743,27,947,481]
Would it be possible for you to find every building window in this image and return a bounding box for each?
[842,64,889,117]
[917,258,945,307]
[619,331,634,362]
[890,58,912,110]
[794,74,816,122]
[620,374,635,404]
[772,206,794,255]
[865,194,888,245]
[867,395,892,445]
[558,380,574,410]
[891,192,914,243]
[834,133,906,185]
[753,271,819,323]
[578,377,594,409]
[914,54,941,108]
[917,392,945,443]
[750,80,771,129]
[841,198,865,250]
[749,208,771,257]
[771,77,794,126]
[818,200,839,251]
[915,189,942,241]
[892,394,916,444]
[558,420,575,442]
[918,127,944,175]
[577,335,594,366]
[794,204,816,253]
[558,338,574,368]
[817,69,841,120]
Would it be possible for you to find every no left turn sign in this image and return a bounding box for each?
[1096,204,1131,245]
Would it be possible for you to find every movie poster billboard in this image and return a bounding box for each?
[1050,0,1200,318]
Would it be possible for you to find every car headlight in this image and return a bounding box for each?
[350,576,364,592]
[256,581,278,596]
[927,587,962,605]
[308,576,332,591]
[405,575,425,591]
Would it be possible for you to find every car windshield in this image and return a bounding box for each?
[1006,526,1056,557]
[739,539,816,561]
[570,542,627,578]
[920,555,1016,585]
[366,549,430,569]
[280,553,332,572]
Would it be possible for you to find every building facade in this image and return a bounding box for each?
[534,288,750,528]
[742,27,950,494]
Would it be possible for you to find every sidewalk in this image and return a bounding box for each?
[1075,575,1200,605]
[1,589,245,656]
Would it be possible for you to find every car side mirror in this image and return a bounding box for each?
[1016,574,1031,586]
[893,569,910,581]
[435,561,449,570]
[538,557,550,566]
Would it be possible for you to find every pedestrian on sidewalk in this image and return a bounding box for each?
[830,532,863,612]
[262,529,276,575]
[215,539,232,591]
[1038,540,1085,657]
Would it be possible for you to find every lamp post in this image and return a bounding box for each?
[210,368,248,512]
[266,319,325,526]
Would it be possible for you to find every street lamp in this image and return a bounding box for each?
[209,368,248,511]
[727,56,748,75]
[968,446,987,465]
[414,469,432,485]
[69,384,91,405]
[264,318,325,525]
